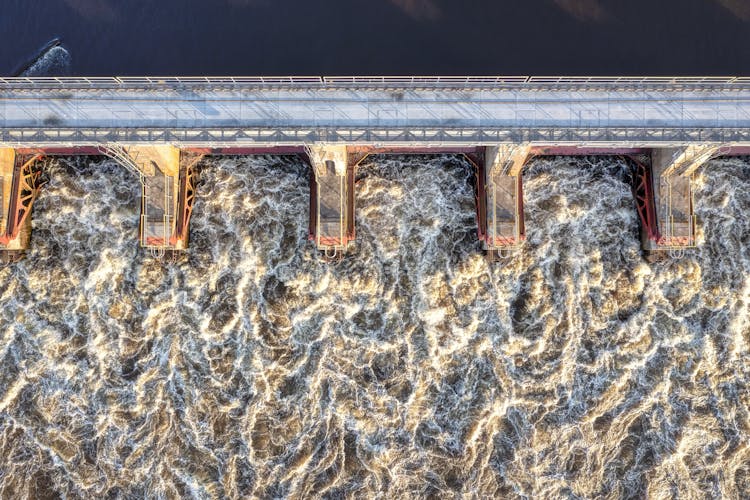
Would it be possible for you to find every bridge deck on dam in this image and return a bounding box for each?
[2,77,750,259]
[1,77,750,146]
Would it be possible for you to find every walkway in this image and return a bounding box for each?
[2,77,750,146]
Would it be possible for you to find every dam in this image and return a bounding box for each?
[1,76,750,259]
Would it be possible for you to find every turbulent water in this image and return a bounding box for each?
[0,154,749,498]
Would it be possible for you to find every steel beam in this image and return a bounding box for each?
[0,149,44,255]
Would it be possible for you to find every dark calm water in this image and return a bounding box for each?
[2,0,750,76]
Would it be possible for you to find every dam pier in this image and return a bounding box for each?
[1,76,750,259]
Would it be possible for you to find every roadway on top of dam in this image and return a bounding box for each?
[2,77,750,146]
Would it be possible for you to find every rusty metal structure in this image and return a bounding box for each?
[0,151,45,258]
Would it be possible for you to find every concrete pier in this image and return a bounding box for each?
[1,142,748,262]
[102,145,200,252]
[307,145,355,256]
[481,145,529,253]
[647,146,719,250]
[477,145,736,255]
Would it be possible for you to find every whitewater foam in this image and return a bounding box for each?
[0,153,748,497]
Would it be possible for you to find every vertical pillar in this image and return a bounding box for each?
[648,145,718,251]
[480,145,529,254]
[307,145,355,256]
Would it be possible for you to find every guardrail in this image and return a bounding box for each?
[0,76,324,86]
[3,126,750,147]
[1,75,749,88]
[323,76,531,84]
[525,76,750,84]
[324,76,750,85]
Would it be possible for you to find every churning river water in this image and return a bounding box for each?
[0,154,749,498]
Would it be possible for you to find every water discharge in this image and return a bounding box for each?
[0,154,748,498]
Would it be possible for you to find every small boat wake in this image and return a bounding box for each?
[12,38,72,77]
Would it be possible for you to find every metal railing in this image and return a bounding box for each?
[314,174,348,252]
[96,145,146,180]
[141,174,174,249]
[487,176,523,252]
[0,76,324,86]
[4,127,748,148]
[323,76,530,85]
[1,75,749,89]
[524,76,750,85]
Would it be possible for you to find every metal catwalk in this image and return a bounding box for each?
[1,77,750,147]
